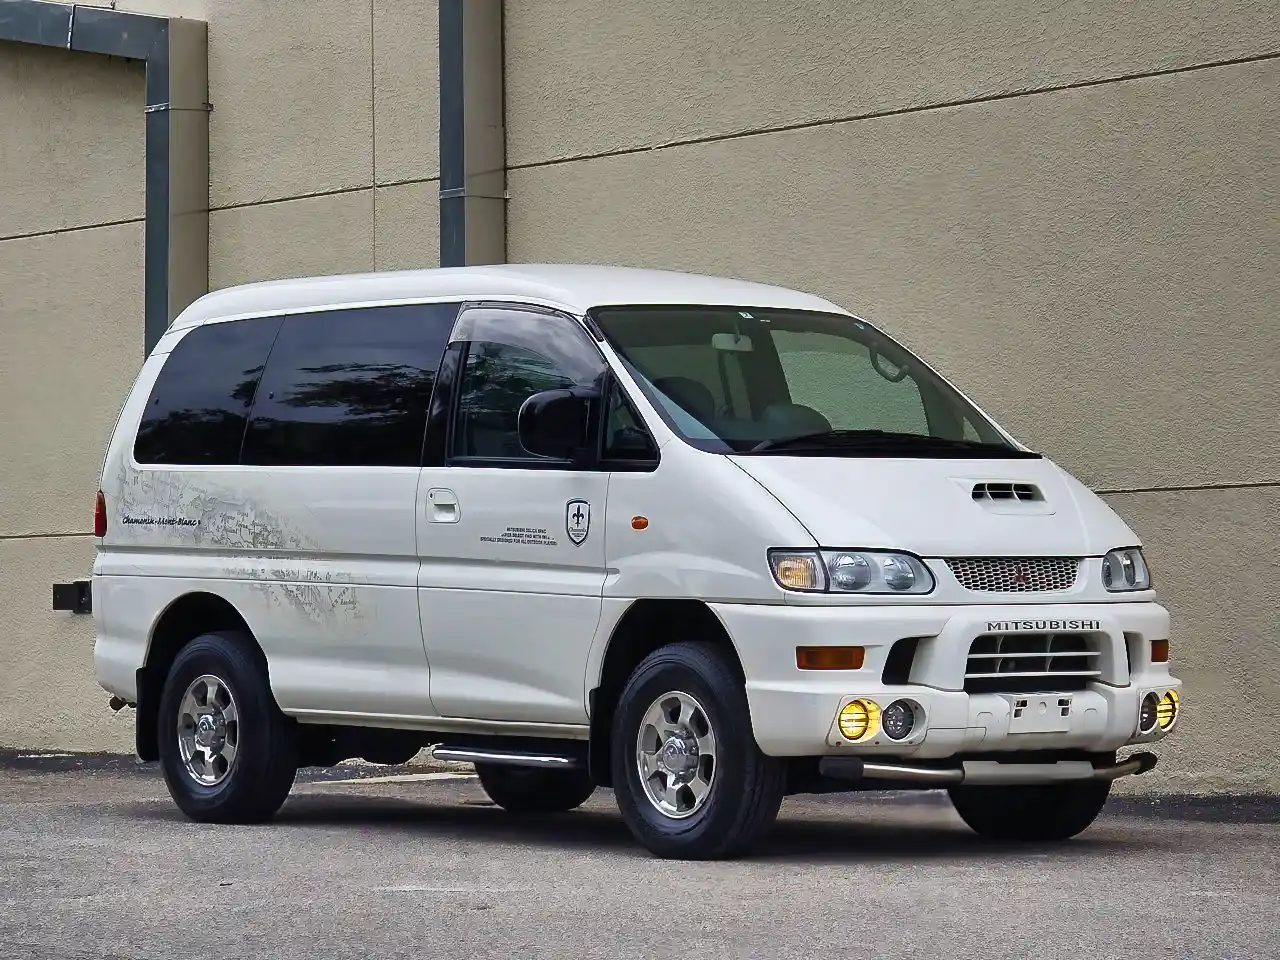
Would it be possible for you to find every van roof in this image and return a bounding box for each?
[171,264,851,330]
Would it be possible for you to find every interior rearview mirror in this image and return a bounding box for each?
[711,332,754,352]
[518,388,595,460]
[870,348,908,383]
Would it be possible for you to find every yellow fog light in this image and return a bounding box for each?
[1157,689,1180,729]
[838,699,881,741]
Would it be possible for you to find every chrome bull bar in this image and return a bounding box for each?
[819,751,1158,786]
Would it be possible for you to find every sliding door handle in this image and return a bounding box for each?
[426,487,460,523]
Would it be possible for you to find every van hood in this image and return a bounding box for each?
[728,455,1137,557]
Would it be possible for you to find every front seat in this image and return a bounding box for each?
[760,402,832,436]
[653,377,717,423]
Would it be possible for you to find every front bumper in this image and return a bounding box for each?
[713,600,1181,760]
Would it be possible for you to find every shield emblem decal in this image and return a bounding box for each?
[566,499,591,546]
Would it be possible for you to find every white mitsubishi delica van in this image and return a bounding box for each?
[90,264,1182,860]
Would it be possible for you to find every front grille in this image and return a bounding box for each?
[947,557,1080,593]
[964,632,1101,694]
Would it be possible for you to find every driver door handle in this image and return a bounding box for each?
[426,487,460,523]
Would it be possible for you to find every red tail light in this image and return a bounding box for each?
[94,490,107,537]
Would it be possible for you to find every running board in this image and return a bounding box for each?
[428,746,584,770]
[818,751,1157,786]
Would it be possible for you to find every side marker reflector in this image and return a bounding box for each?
[797,646,865,670]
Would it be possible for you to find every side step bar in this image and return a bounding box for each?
[429,746,584,770]
[818,751,1157,787]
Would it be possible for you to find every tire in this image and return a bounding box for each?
[157,630,299,823]
[610,641,786,860]
[474,764,596,814]
[948,778,1112,842]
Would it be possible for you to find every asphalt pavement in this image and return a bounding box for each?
[1,755,1277,960]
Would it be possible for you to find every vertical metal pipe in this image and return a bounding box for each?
[157,16,210,352]
[438,0,505,268]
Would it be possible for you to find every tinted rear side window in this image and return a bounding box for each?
[134,316,283,465]
[240,303,457,467]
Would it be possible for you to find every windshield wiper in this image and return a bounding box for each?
[747,429,1040,458]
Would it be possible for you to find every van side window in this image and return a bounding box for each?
[240,303,457,467]
[602,380,658,463]
[452,341,576,459]
[133,316,284,465]
[445,306,607,465]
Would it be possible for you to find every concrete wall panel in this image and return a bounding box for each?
[209,190,375,289]
[374,179,440,271]
[373,0,439,187]
[206,0,374,208]
[506,0,1280,165]
[0,536,132,752]
[1104,486,1280,793]
[0,43,144,239]
[508,60,1280,491]
[0,225,144,538]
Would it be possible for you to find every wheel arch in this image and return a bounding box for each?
[135,591,261,762]
[587,598,744,787]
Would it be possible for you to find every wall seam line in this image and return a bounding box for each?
[0,217,145,245]
[377,175,442,189]
[211,184,374,212]
[212,176,444,214]
[506,49,1280,172]
[1096,481,1279,496]
[0,533,93,542]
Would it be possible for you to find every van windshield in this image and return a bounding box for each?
[591,305,1038,458]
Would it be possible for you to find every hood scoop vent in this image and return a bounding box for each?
[972,481,1043,502]
[961,479,1056,516]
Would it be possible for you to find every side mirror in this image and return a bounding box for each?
[518,387,596,461]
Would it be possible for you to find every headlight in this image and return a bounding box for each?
[769,549,935,594]
[1102,547,1151,591]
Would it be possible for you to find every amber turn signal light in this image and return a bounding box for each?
[796,646,865,670]
[631,516,649,530]
[1151,639,1169,663]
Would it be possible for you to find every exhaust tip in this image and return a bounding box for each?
[1129,751,1159,776]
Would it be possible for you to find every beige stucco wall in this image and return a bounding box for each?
[1104,487,1280,793]
[506,4,1280,792]
[0,2,439,752]
[0,43,145,752]
[505,0,1280,166]
[199,0,441,280]
[198,0,442,287]
[0,536,135,751]
[78,0,444,287]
